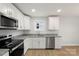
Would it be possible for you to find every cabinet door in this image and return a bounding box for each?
[18,15,23,30]
[18,19,22,30]
[55,37,62,49]
[24,39,30,54]
[24,39,28,54]
[39,38,46,48]
[32,38,40,48]
[28,38,32,48]
[24,16,30,30]
[24,38,33,54]
[32,38,46,49]
[48,17,59,30]
[18,15,31,30]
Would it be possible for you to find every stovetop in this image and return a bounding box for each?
[0,35,23,49]
[0,35,7,39]
[0,40,23,49]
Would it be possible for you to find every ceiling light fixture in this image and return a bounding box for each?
[57,9,62,13]
[31,9,36,12]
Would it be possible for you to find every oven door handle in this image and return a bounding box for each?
[11,42,23,51]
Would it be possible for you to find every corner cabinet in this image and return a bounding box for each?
[48,16,60,30]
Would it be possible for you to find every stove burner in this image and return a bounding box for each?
[0,36,7,39]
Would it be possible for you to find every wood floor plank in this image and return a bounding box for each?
[25,46,79,56]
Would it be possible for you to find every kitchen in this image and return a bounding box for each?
[0,3,79,56]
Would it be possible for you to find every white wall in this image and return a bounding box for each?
[31,17,47,31]
[59,16,79,46]
[24,16,79,46]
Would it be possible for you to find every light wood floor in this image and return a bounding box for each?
[25,46,79,56]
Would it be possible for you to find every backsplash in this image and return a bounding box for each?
[0,30,23,36]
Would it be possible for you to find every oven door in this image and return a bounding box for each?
[9,42,24,56]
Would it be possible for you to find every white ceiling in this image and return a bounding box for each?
[14,3,79,17]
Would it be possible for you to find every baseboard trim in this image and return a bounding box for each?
[46,48,55,50]
[63,44,79,46]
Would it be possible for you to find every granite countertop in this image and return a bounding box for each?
[13,35,28,40]
[13,34,61,40]
[0,49,9,56]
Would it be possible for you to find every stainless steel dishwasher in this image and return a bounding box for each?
[46,37,55,49]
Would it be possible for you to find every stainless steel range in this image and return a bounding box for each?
[0,35,24,56]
